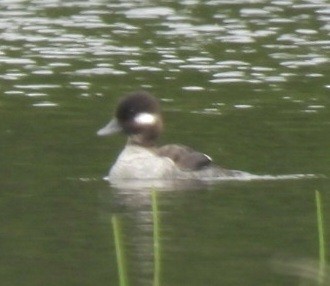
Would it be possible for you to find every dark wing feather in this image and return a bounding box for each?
[156,144,212,171]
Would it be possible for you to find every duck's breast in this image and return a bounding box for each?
[108,146,175,180]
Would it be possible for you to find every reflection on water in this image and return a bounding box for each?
[272,256,330,285]
[0,0,329,108]
[100,178,329,286]
[107,173,321,191]
[100,187,159,286]
[100,177,327,286]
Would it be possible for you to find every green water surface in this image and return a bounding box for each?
[0,1,329,285]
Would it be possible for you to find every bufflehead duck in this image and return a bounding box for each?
[97,91,248,182]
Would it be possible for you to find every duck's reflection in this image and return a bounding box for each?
[99,178,216,286]
[99,183,173,286]
[272,255,330,285]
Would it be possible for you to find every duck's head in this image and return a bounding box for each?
[97,91,163,146]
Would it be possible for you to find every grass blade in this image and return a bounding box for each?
[152,190,161,286]
[112,215,129,286]
[315,190,326,285]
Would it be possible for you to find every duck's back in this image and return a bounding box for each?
[156,144,212,170]
[108,144,249,182]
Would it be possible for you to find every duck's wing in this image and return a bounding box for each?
[156,144,212,171]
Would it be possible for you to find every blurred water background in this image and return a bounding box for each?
[0,0,329,285]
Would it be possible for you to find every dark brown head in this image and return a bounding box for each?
[97,91,163,146]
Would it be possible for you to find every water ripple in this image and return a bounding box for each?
[0,0,328,102]
[124,7,175,19]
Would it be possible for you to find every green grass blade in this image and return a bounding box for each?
[315,190,326,285]
[112,215,129,286]
[152,190,161,286]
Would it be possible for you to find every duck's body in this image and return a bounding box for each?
[97,91,248,183]
[108,144,246,181]
[109,145,175,180]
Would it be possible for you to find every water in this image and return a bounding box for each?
[0,0,329,285]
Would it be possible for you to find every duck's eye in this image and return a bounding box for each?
[134,113,157,125]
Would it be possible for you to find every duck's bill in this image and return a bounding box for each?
[97,118,122,136]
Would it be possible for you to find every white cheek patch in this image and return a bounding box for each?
[134,112,157,125]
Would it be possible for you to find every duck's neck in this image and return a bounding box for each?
[127,135,157,148]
